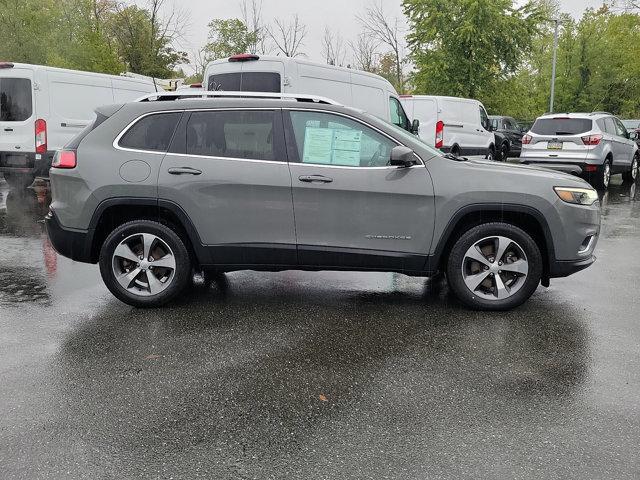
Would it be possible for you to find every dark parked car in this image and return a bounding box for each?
[489,115,525,160]
[622,119,640,147]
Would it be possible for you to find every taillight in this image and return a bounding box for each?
[581,134,602,146]
[35,119,47,154]
[522,134,532,145]
[435,120,444,149]
[51,150,77,169]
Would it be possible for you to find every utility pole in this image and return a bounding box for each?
[549,18,560,113]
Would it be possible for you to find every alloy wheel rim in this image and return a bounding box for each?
[112,233,176,297]
[604,163,611,187]
[461,235,529,301]
[633,157,638,180]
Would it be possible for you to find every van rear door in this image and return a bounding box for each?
[0,65,35,156]
[206,59,284,93]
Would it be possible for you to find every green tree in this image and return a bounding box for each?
[0,0,58,64]
[205,19,258,61]
[403,0,547,99]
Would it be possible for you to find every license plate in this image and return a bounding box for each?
[547,141,563,150]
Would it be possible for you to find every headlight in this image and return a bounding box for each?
[554,187,599,205]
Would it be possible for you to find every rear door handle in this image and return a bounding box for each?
[168,167,202,175]
[298,175,333,183]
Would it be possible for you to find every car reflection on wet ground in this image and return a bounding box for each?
[0,177,639,479]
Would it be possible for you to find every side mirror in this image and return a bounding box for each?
[411,119,420,135]
[390,145,415,167]
[630,131,638,141]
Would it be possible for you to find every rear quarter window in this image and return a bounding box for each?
[0,78,32,121]
[118,112,181,152]
[531,118,593,135]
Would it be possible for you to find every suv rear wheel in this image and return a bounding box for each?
[99,220,191,307]
[446,222,543,310]
[590,158,611,190]
[622,154,639,184]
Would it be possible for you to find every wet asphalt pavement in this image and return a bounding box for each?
[0,176,639,480]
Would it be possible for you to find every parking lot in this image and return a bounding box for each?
[0,176,639,479]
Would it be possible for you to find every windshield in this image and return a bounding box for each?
[365,112,442,158]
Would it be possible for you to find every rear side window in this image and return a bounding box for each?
[186,110,283,161]
[208,72,281,93]
[0,78,32,121]
[119,112,181,152]
[531,118,592,135]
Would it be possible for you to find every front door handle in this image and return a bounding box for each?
[168,167,202,175]
[298,175,333,183]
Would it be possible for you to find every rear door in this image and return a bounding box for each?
[613,117,634,167]
[504,117,523,152]
[285,109,434,271]
[0,67,35,155]
[526,117,593,162]
[158,108,296,266]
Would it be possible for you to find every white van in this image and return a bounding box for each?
[400,95,495,159]
[203,54,418,134]
[0,62,159,188]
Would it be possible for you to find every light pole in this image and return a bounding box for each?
[549,18,560,113]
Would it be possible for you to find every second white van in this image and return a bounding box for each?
[0,62,159,188]
[400,95,495,159]
[203,54,418,135]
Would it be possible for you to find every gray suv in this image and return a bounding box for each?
[45,93,601,310]
[520,112,639,189]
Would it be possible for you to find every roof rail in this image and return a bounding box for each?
[134,90,342,105]
[590,111,613,116]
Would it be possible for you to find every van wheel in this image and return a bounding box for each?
[99,220,191,308]
[446,222,542,311]
[622,154,638,183]
[3,173,35,190]
[450,146,461,157]
[486,145,496,161]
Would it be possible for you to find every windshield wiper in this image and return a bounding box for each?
[442,153,468,162]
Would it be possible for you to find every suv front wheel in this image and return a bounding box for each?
[446,222,543,310]
[99,220,192,307]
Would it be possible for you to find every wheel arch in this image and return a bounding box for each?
[87,198,209,266]
[430,204,554,284]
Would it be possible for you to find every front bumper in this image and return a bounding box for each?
[549,255,596,278]
[45,209,94,263]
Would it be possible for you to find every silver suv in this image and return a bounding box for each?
[520,112,639,189]
[45,92,601,310]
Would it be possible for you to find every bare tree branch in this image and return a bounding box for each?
[349,33,380,72]
[239,0,269,54]
[322,26,347,66]
[357,1,405,88]
[267,14,307,57]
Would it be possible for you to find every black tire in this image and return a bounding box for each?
[622,154,639,184]
[486,145,496,161]
[3,173,35,190]
[450,145,461,157]
[499,142,509,162]
[589,158,611,190]
[99,220,191,308]
[445,222,543,311]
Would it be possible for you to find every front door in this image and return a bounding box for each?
[285,110,435,272]
[158,108,296,266]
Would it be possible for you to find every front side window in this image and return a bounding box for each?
[614,118,628,138]
[186,110,282,161]
[289,111,396,167]
[479,106,489,130]
[389,97,410,131]
[0,78,32,121]
[119,112,181,152]
[208,72,281,93]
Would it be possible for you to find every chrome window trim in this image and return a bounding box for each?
[113,110,184,155]
[113,107,426,167]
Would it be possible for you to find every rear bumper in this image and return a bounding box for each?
[519,161,585,175]
[0,150,55,177]
[45,209,94,263]
[549,255,596,278]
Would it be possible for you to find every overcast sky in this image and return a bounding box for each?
[168,0,607,73]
